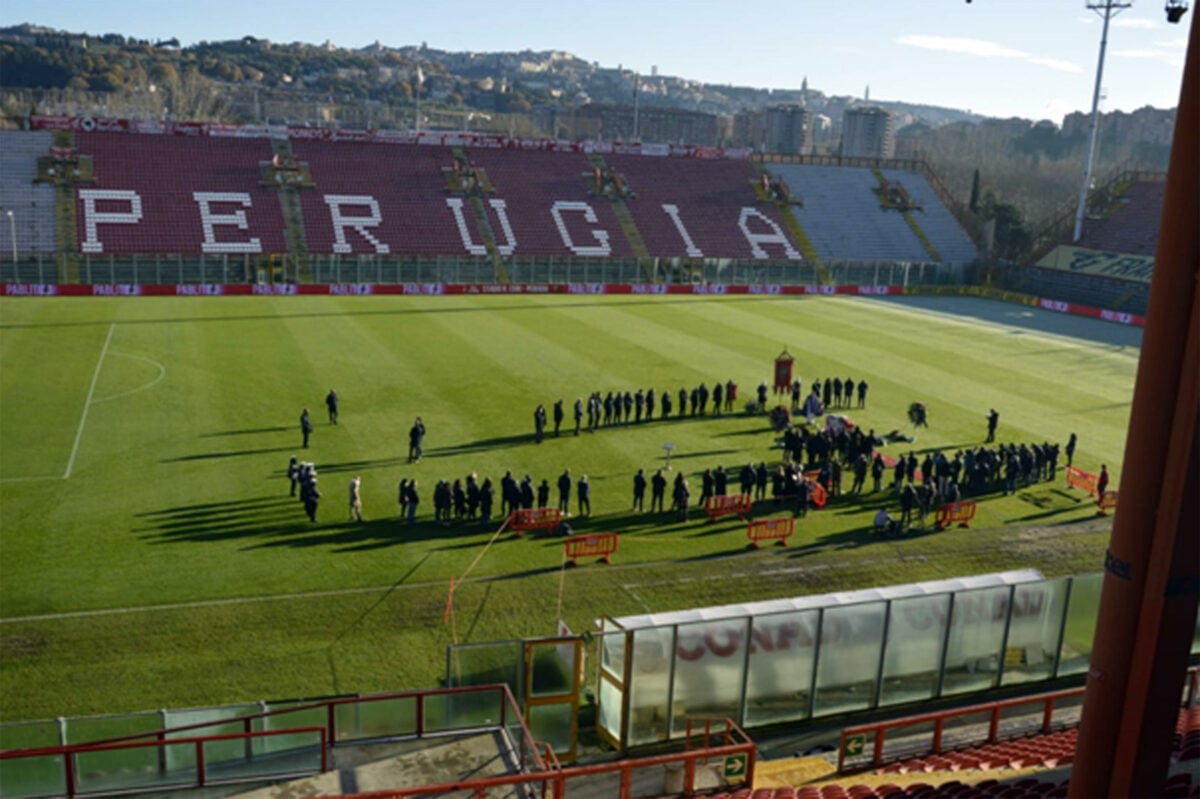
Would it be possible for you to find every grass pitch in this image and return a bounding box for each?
[0,294,1139,722]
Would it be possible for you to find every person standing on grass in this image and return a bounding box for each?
[573,397,584,436]
[408,417,425,462]
[479,477,495,527]
[577,474,591,518]
[300,408,313,449]
[534,404,547,443]
[405,479,419,524]
[651,469,667,512]
[673,473,690,521]
[1065,433,1078,467]
[553,399,564,437]
[986,409,999,443]
[325,389,339,425]
[288,456,299,496]
[349,476,363,522]
[304,476,321,522]
[1096,464,1110,503]
[632,468,647,512]
[557,469,572,516]
[857,379,869,409]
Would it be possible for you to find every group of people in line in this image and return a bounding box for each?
[287,456,364,524]
[534,379,740,441]
[787,376,869,413]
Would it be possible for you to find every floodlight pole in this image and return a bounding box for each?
[1073,0,1131,243]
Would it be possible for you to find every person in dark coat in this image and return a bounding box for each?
[651,469,667,512]
[661,390,673,419]
[622,391,633,424]
[635,390,645,423]
[405,479,419,524]
[553,400,564,437]
[632,469,647,511]
[537,479,550,509]
[573,397,584,436]
[558,469,572,515]
[712,382,723,416]
[1065,433,1077,467]
[757,381,768,409]
[646,388,656,421]
[673,474,690,521]
[725,380,736,412]
[325,389,339,424]
[857,380,869,409]
[986,409,999,443]
[501,471,518,516]
[304,476,320,522]
[1096,464,1110,501]
[844,379,855,408]
[755,462,769,501]
[832,377,843,408]
[288,456,299,496]
[899,482,916,529]
[822,379,832,409]
[699,468,714,506]
[698,383,710,415]
[534,404,547,443]
[480,478,494,526]
[520,475,535,510]
[714,465,728,496]
[577,474,591,517]
[679,387,688,419]
[408,417,425,462]
[300,408,313,449]
[739,463,755,496]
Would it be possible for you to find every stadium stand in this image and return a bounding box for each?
[0,130,58,254]
[880,168,980,265]
[1076,178,1166,256]
[766,165,932,263]
[1016,266,1150,316]
[605,154,804,261]
[465,147,638,259]
[292,139,466,256]
[75,132,288,256]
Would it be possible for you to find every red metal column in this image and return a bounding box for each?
[1069,10,1200,798]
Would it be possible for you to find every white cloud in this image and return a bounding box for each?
[897,35,1082,73]
[1112,17,1157,29]
[1027,57,1085,73]
[1111,48,1168,59]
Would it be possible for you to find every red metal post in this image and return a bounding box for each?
[1070,10,1200,797]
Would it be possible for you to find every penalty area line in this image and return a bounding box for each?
[63,322,114,480]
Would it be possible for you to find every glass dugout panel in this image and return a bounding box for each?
[743,609,819,727]
[670,618,749,735]
[1001,578,1069,686]
[1058,573,1103,677]
[941,586,1011,696]
[813,601,886,716]
[879,594,950,707]
[627,627,674,746]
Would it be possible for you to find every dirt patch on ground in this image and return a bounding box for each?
[0,634,46,660]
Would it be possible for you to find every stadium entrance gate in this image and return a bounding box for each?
[446,634,584,762]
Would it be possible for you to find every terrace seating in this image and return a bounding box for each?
[606,154,802,260]
[1077,179,1165,256]
[1016,266,1149,315]
[465,148,636,258]
[292,139,466,256]
[766,165,930,263]
[76,132,287,255]
[880,168,980,265]
[0,131,59,256]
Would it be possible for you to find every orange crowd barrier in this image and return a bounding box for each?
[747,518,795,548]
[1066,466,1099,495]
[810,482,828,509]
[1097,491,1119,516]
[935,500,978,531]
[564,533,618,565]
[509,507,562,537]
[705,493,753,522]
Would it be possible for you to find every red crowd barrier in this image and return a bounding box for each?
[564,533,618,565]
[705,494,753,522]
[935,500,977,530]
[1066,466,1100,495]
[508,507,562,537]
[1098,491,1119,516]
[746,518,795,548]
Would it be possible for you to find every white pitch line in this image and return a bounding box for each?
[63,322,114,480]
[0,582,425,625]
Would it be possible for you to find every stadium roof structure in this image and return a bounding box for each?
[608,569,1045,630]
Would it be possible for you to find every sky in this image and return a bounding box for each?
[2,1,1191,122]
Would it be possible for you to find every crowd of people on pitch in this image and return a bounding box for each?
[395,468,599,527]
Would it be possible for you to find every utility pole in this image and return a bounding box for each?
[1073,0,1131,242]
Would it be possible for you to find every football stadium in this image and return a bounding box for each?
[0,12,1197,799]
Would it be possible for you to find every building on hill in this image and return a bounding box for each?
[841,106,895,159]
[763,104,813,155]
[1061,106,1176,147]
